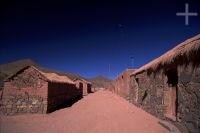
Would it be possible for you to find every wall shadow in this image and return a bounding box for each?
[47,82,83,113]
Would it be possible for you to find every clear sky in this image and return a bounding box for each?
[0,0,200,79]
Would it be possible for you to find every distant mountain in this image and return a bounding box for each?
[0,59,38,76]
[0,59,112,90]
[0,59,83,89]
[88,75,112,88]
[40,68,85,81]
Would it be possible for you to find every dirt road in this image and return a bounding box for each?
[0,90,180,133]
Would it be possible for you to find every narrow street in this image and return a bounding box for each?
[1,90,180,133]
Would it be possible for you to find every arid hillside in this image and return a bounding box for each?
[0,59,111,89]
[88,75,112,88]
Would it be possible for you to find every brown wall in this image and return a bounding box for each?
[0,66,82,115]
[1,80,82,115]
[1,80,48,115]
[74,80,91,96]
[110,69,134,100]
[47,82,81,113]
[130,64,200,133]
[2,81,48,99]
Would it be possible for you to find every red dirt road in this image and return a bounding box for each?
[0,90,180,133]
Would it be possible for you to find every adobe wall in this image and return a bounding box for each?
[74,80,90,96]
[1,67,48,115]
[0,81,48,115]
[112,69,134,100]
[47,82,81,113]
[130,64,200,133]
[176,65,200,133]
[130,71,166,118]
[83,82,88,96]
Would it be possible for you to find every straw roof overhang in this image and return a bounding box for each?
[73,78,91,84]
[131,34,200,76]
[5,66,75,84]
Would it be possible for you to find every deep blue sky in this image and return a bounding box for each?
[0,0,200,79]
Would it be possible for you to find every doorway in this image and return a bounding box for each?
[135,78,139,102]
[164,68,178,120]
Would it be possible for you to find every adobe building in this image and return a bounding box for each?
[129,34,200,133]
[74,78,92,96]
[0,66,82,115]
[110,69,135,100]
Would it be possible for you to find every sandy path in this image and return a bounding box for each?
[0,90,180,133]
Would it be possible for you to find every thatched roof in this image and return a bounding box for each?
[132,34,200,75]
[73,78,91,84]
[6,66,75,84]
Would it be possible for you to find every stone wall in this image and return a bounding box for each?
[131,71,166,119]
[0,66,82,115]
[0,93,48,115]
[0,81,48,115]
[176,65,200,133]
[111,69,134,100]
[47,82,82,113]
[130,64,200,133]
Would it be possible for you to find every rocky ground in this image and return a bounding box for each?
[0,90,180,133]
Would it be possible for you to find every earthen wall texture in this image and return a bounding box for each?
[74,80,91,96]
[1,81,48,115]
[129,65,200,133]
[0,67,81,115]
[111,70,134,100]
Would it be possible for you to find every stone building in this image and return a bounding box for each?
[0,66,82,115]
[129,34,200,133]
[110,69,135,100]
[74,78,92,96]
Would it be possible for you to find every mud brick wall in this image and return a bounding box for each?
[131,71,166,119]
[112,69,134,100]
[129,76,136,104]
[0,65,82,115]
[130,64,200,133]
[0,81,48,115]
[47,82,81,112]
[177,65,200,133]
[82,82,88,96]
[75,80,88,96]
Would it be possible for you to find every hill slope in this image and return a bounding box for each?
[88,75,112,88]
[0,59,38,76]
[0,59,83,89]
[0,59,112,89]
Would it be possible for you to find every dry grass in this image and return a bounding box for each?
[132,34,200,75]
[6,66,75,84]
[73,78,91,84]
[32,66,75,84]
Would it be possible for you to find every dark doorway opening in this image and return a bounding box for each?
[135,78,139,102]
[164,68,178,120]
[87,84,92,93]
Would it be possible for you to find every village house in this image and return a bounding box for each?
[0,66,82,115]
[74,78,92,96]
[128,34,200,133]
[109,69,135,100]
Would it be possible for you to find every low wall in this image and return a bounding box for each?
[47,82,82,112]
[130,65,200,133]
[0,81,48,115]
[0,94,48,115]
[0,82,82,115]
